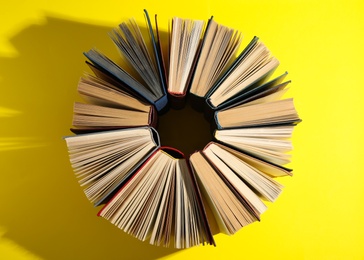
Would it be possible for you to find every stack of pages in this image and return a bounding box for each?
[65,10,301,248]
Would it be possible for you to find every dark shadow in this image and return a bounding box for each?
[158,101,213,155]
[0,16,180,260]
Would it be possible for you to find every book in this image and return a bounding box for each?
[167,17,205,108]
[205,36,279,111]
[189,17,242,103]
[65,127,160,206]
[98,147,215,248]
[83,10,168,113]
[214,98,301,130]
[202,143,268,214]
[152,13,168,92]
[71,74,157,133]
[66,9,302,248]
[214,125,296,166]
[189,151,259,235]
[211,71,290,111]
[190,142,287,234]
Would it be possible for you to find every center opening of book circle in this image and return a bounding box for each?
[157,99,213,156]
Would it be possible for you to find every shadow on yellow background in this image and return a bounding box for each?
[0,16,179,260]
[1,1,364,259]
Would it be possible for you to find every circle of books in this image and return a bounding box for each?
[65,10,301,249]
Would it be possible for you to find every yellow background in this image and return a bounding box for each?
[1,0,363,259]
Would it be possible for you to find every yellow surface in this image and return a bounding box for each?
[0,0,363,259]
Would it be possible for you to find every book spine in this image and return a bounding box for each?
[205,97,217,113]
[150,127,161,147]
[154,94,169,113]
[148,106,158,129]
[160,146,185,159]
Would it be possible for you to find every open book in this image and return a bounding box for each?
[215,98,300,129]
[65,127,160,206]
[214,125,296,165]
[189,17,242,104]
[98,147,215,248]
[71,74,157,133]
[190,142,286,235]
[205,37,279,110]
[167,17,205,108]
[213,71,301,131]
[83,10,168,112]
